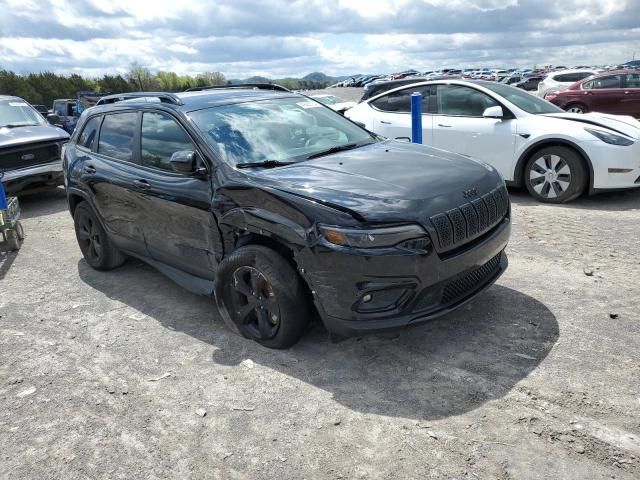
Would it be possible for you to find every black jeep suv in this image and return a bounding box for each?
[63,85,510,348]
[1,96,69,194]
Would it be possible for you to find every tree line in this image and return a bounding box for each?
[0,63,227,107]
[0,63,333,107]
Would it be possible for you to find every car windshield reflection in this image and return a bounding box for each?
[188,97,374,166]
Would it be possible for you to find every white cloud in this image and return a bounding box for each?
[0,0,638,77]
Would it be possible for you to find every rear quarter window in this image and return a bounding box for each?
[77,116,101,150]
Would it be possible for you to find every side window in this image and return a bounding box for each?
[77,116,101,150]
[98,112,138,162]
[625,73,640,88]
[436,85,499,116]
[371,86,432,113]
[141,112,195,171]
[584,75,621,89]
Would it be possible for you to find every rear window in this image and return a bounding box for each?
[78,116,101,150]
[371,86,433,113]
[553,72,593,83]
[98,112,138,162]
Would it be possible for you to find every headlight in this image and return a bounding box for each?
[585,128,634,146]
[318,224,429,249]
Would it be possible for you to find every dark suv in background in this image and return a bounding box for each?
[1,95,69,194]
[63,85,510,348]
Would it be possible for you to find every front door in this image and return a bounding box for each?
[431,84,516,180]
[136,111,221,280]
[622,73,640,118]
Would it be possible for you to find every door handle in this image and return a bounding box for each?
[624,91,630,94]
[438,124,452,127]
[133,179,151,190]
[84,165,96,174]
[380,120,392,124]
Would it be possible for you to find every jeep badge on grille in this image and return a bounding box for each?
[21,153,35,161]
[463,188,478,198]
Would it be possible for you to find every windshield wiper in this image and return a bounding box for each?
[306,141,371,160]
[235,160,296,169]
[1,123,40,129]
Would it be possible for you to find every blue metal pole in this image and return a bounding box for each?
[410,92,423,144]
[0,174,7,210]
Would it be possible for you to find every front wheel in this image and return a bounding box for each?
[215,245,309,349]
[524,146,587,203]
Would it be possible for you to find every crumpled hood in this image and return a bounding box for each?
[542,112,640,139]
[0,124,69,149]
[253,140,503,222]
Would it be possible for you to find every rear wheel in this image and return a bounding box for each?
[524,146,587,203]
[73,202,125,270]
[216,245,309,349]
[565,103,587,114]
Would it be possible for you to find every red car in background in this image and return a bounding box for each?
[545,70,640,117]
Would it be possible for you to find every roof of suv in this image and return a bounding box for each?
[93,85,297,112]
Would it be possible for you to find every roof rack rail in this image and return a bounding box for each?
[184,83,290,93]
[96,92,184,106]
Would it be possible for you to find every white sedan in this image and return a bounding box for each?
[345,79,640,203]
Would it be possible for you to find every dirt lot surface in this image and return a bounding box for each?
[1,184,639,480]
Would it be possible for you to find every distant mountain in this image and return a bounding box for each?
[228,72,357,87]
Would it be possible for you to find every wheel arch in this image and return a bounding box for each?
[511,139,594,193]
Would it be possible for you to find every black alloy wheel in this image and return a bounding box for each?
[230,266,281,341]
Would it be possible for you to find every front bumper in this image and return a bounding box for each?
[297,217,511,337]
[581,139,640,191]
[1,161,63,194]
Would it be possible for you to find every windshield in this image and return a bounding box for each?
[480,82,563,114]
[0,100,46,128]
[188,97,374,165]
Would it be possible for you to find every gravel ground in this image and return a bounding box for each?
[1,183,639,479]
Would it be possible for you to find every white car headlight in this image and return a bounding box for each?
[585,128,634,146]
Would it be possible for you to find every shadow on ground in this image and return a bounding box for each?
[508,186,640,212]
[78,258,559,420]
[16,186,68,219]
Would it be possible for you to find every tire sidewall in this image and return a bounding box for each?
[565,103,587,114]
[73,202,124,270]
[524,146,587,203]
[215,245,308,349]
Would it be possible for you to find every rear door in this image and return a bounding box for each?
[369,85,435,144]
[136,110,220,280]
[431,84,517,179]
[582,74,625,114]
[622,73,640,118]
[82,111,148,255]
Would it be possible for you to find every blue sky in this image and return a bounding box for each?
[0,0,638,78]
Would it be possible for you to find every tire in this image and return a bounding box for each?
[524,146,587,203]
[215,245,309,349]
[73,201,126,270]
[564,103,587,114]
[5,229,20,251]
[15,221,24,241]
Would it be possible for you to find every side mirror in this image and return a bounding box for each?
[47,113,62,126]
[483,106,504,119]
[170,150,207,176]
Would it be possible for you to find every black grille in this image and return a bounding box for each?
[441,253,502,306]
[429,185,509,252]
[0,142,59,170]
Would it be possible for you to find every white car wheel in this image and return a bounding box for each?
[525,147,587,203]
